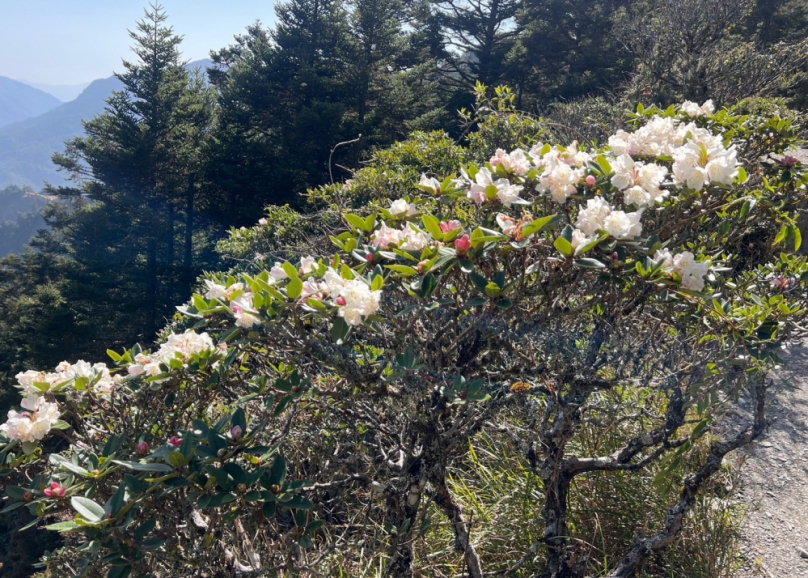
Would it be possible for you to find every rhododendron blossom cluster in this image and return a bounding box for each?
[1,396,61,442]
[127,330,217,377]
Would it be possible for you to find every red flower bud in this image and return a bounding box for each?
[455,234,472,255]
[136,441,150,456]
[169,436,182,447]
[336,296,347,306]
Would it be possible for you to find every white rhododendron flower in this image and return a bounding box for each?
[371,224,430,251]
[371,223,403,248]
[127,330,217,377]
[1,396,61,443]
[490,148,531,175]
[232,294,261,328]
[602,210,643,239]
[419,174,441,194]
[300,279,327,301]
[464,168,523,206]
[337,279,382,326]
[574,197,610,236]
[389,199,409,215]
[575,197,642,239]
[672,142,738,190]
[270,262,289,281]
[653,248,674,269]
[539,157,583,204]
[400,227,430,251]
[323,268,346,294]
[681,100,715,118]
[611,154,668,207]
[203,280,228,300]
[653,249,709,291]
[496,182,524,207]
[299,256,317,275]
[570,228,592,252]
[673,252,710,291]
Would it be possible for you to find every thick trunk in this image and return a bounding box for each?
[146,235,158,331]
[184,178,195,295]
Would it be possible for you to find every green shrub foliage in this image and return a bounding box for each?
[2,96,808,578]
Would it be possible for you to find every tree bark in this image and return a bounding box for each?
[433,469,484,578]
[184,176,195,295]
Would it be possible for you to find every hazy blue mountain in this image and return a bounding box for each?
[0,60,212,190]
[20,80,92,102]
[0,75,124,189]
[0,77,62,128]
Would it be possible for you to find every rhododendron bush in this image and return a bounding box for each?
[2,98,808,578]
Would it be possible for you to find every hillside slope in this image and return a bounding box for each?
[0,77,62,128]
[0,60,211,190]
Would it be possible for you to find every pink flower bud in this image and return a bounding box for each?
[585,175,596,187]
[231,425,243,441]
[169,436,182,447]
[258,218,268,226]
[366,253,374,263]
[455,234,472,255]
[612,252,619,262]
[44,482,67,498]
[136,441,149,455]
[783,156,798,169]
[336,296,347,306]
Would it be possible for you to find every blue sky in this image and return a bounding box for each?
[0,1,278,85]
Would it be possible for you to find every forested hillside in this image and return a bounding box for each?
[0,0,807,575]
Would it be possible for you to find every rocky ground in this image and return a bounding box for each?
[732,342,808,577]
[727,148,808,577]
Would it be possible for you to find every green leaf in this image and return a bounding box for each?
[105,484,126,517]
[554,237,573,257]
[111,461,173,473]
[364,213,377,232]
[282,261,299,279]
[521,214,561,238]
[484,282,501,298]
[305,520,326,535]
[596,155,612,175]
[421,214,444,239]
[168,451,186,468]
[231,407,247,432]
[283,495,314,510]
[134,519,157,542]
[45,521,81,532]
[371,274,384,291]
[287,277,303,300]
[574,258,606,269]
[386,265,418,276]
[268,456,287,487]
[469,272,489,294]
[331,317,350,345]
[71,496,105,523]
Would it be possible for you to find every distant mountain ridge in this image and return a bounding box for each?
[20,80,92,103]
[0,59,212,190]
[0,77,62,129]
